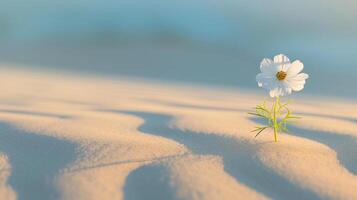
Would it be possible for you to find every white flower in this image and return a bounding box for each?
[256,54,309,97]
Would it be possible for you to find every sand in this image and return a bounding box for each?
[0,68,356,200]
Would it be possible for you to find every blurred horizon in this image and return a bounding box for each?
[0,0,356,98]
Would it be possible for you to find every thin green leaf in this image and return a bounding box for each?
[248,112,269,119]
[287,116,301,119]
[254,127,267,138]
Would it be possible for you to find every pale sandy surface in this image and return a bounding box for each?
[0,68,356,200]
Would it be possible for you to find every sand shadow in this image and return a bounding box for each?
[0,122,76,200]
[68,152,188,174]
[107,110,319,200]
[124,164,180,200]
[251,117,357,175]
[138,98,249,113]
[289,126,357,175]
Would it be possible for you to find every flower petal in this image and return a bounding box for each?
[274,54,290,64]
[273,54,290,72]
[256,73,275,89]
[287,60,304,77]
[285,73,308,91]
[290,73,309,81]
[260,58,274,74]
[269,86,285,97]
[260,58,281,75]
[282,82,292,95]
[290,82,305,91]
[269,88,280,97]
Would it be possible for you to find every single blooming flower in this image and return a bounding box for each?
[256,54,309,97]
[250,54,308,142]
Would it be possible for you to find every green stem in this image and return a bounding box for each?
[273,97,279,142]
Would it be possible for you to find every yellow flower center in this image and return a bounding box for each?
[276,71,287,81]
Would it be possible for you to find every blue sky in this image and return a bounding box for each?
[0,0,356,98]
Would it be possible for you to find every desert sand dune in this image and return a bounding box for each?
[0,68,356,200]
[0,122,75,200]
[116,111,318,200]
